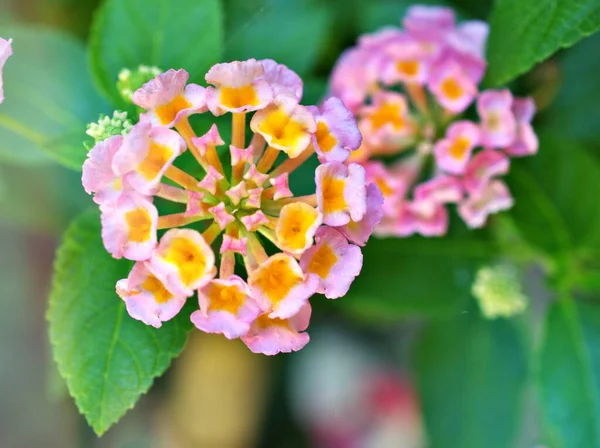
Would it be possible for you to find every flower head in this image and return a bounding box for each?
[472,264,528,319]
[329,5,538,237]
[82,59,380,355]
[0,37,13,104]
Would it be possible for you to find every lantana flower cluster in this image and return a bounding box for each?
[82,59,382,355]
[330,5,538,237]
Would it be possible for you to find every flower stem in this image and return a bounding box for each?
[256,146,280,173]
[165,165,201,191]
[176,118,210,172]
[157,213,210,229]
[155,183,189,203]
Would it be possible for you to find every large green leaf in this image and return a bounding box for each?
[0,25,108,169]
[48,210,193,435]
[506,135,600,256]
[545,32,600,145]
[486,0,600,86]
[222,0,334,76]
[539,299,600,448]
[413,312,527,448]
[342,230,493,319]
[89,0,223,107]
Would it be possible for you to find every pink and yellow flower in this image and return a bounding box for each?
[83,59,379,355]
[191,275,262,339]
[116,262,187,328]
[132,69,206,127]
[241,304,312,355]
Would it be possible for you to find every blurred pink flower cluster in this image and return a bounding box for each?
[330,5,538,236]
[82,60,381,355]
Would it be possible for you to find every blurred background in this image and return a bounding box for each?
[1,0,598,446]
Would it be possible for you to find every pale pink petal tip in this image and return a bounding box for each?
[240,210,269,232]
[459,180,513,228]
[0,37,14,104]
[241,304,312,355]
[82,135,125,205]
[116,262,187,328]
[220,235,248,256]
[463,149,510,195]
[260,59,303,100]
[477,89,517,148]
[191,124,224,157]
[337,182,384,246]
[270,173,294,200]
[208,202,235,229]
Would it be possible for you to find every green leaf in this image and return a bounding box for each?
[506,134,600,256]
[354,0,449,34]
[486,0,600,86]
[539,299,600,447]
[0,25,109,169]
[223,0,334,76]
[342,230,493,319]
[545,32,600,145]
[89,0,223,106]
[48,209,193,435]
[413,312,527,448]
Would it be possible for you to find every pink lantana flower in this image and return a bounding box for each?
[477,89,517,148]
[132,69,206,127]
[0,37,13,104]
[116,262,187,328]
[83,59,380,355]
[191,275,262,339]
[311,97,362,163]
[112,116,186,195]
[328,4,538,237]
[249,253,319,320]
[82,135,127,205]
[100,191,158,260]
[316,162,367,226]
[205,59,273,115]
[300,227,363,299]
[434,120,480,174]
[241,304,312,355]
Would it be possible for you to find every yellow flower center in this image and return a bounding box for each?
[252,256,302,305]
[307,244,338,279]
[321,177,347,213]
[276,202,320,252]
[396,60,420,77]
[125,208,152,242]
[255,313,289,329]
[375,176,394,197]
[220,85,260,109]
[369,103,405,131]
[315,121,337,153]
[156,94,192,125]
[258,108,307,153]
[207,283,246,314]
[449,136,471,159]
[141,275,173,304]
[440,77,463,100]
[138,141,172,180]
[164,237,207,286]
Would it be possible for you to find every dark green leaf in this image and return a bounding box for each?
[342,230,493,319]
[506,134,600,255]
[0,25,109,169]
[413,312,527,448]
[545,32,600,145]
[223,0,334,76]
[539,299,600,447]
[486,0,600,86]
[89,0,223,107]
[48,210,193,435]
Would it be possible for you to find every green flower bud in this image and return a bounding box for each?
[117,65,162,102]
[86,110,133,143]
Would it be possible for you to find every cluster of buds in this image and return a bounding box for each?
[86,111,133,142]
[330,5,539,237]
[82,59,382,355]
[472,264,528,319]
[0,37,13,104]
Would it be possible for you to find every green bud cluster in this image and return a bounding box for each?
[472,264,528,319]
[86,111,133,143]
